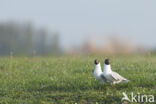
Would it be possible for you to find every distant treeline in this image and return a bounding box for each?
[0,22,62,56]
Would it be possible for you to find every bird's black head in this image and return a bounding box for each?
[94,59,99,65]
[104,59,110,65]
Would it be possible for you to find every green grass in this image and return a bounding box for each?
[0,55,156,104]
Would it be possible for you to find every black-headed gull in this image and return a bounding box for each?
[94,59,106,84]
[103,59,129,84]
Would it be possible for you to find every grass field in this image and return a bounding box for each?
[0,55,156,104]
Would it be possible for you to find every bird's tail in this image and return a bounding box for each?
[122,79,130,83]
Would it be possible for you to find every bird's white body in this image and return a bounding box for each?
[94,63,106,83]
[103,64,129,84]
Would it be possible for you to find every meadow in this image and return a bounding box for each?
[0,55,156,104]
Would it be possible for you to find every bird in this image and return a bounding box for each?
[94,59,106,84]
[103,59,129,84]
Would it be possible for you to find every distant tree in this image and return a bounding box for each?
[49,33,62,55]
[0,21,62,56]
[36,28,47,55]
[0,22,34,55]
[0,22,19,55]
[25,23,33,55]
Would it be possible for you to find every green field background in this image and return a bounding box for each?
[0,55,156,104]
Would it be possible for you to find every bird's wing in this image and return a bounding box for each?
[100,74,107,82]
[111,71,127,81]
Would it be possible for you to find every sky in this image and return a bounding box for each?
[0,0,156,48]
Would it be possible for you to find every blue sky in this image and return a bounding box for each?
[1,0,156,48]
